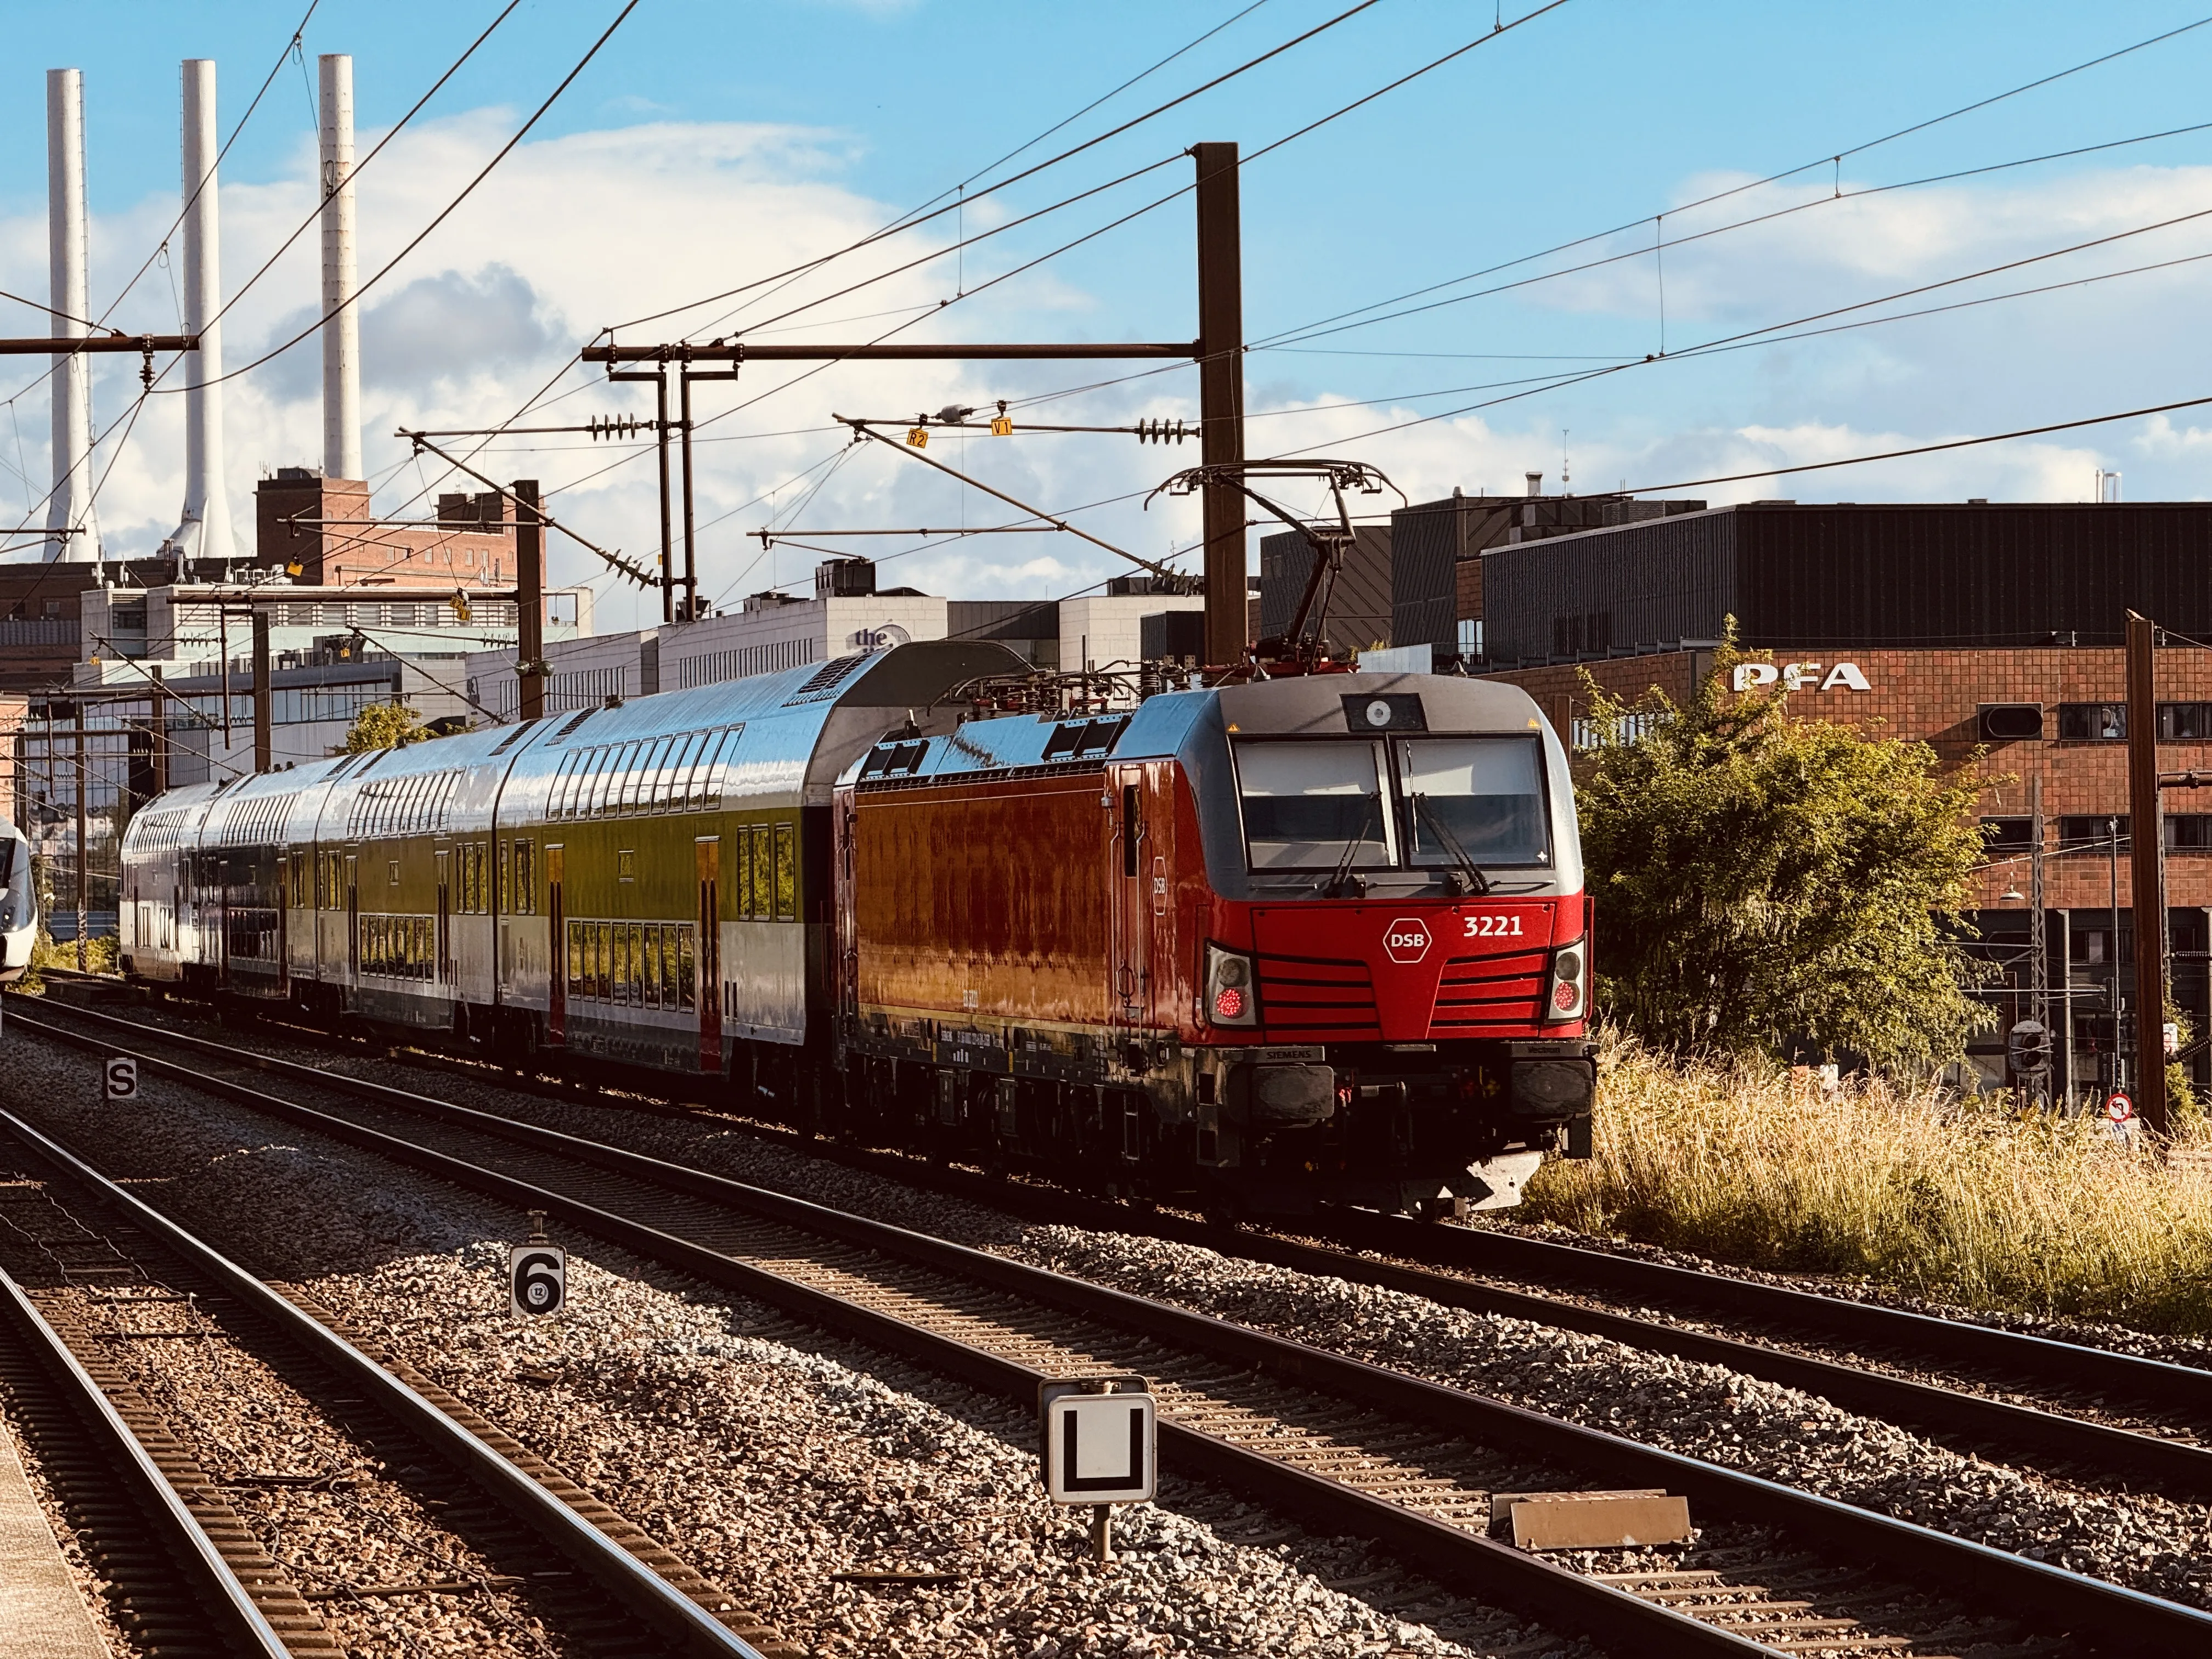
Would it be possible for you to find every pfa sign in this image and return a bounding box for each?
[507,1243,566,1316]
[103,1057,138,1102]
[1041,1378,1155,1505]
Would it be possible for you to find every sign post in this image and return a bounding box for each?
[507,1210,566,1316]
[1041,1375,1155,1565]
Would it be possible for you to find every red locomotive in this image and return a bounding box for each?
[835,668,1593,1219]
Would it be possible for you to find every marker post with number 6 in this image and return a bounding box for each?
[507,1211,566,1317]
[103,1057,138,1102]
[1040,1375,1155,1565]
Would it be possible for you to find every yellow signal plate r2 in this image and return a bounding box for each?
[906,427,929,448]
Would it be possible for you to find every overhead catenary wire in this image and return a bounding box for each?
[1250,10,2212,352]
[683,0,1284,343]
[718,0,1576,345]
[1272,194,2212,456]
[613,0,1399,337]
[1611,389,2212,498]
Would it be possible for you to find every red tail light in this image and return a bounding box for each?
[1214,987,1246,1019]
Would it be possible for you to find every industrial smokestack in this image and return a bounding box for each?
[318,53,362,482]
[46,68,98,564]
[174,59,235,563]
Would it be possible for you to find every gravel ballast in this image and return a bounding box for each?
[234,1045,2212,1616]
[3,1026,1582,1659]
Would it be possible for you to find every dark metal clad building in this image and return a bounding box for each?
[1258,526,1393,648]
[1389,492,1706,656]
[1481,502,2212,663]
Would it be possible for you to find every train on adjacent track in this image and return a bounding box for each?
[116,641,1594,1218]
[0,813,36,983]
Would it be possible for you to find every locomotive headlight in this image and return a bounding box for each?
[1205,943,1258,1028]
[1544,944,1586,1022]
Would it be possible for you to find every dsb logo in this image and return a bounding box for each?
[1383,918,1432,964]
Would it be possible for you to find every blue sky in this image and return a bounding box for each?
[5,1,2212,620]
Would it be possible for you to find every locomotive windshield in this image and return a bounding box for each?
[1397,737,1549,866]
[1233,736,1550,874]
[1236,742,1395,869]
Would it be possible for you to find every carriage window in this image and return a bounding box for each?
[751,824,776,918]
[695,730,732,809]
[641,736,678,809]
[513,840,535,915]
[1397,737,1551,867]
[1233,741,1394,870]
[583,747,618,815]
[774,823,797,920]
[669,732,707,807]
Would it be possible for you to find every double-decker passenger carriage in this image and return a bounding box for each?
[836,670,1592,1219]
[0,814,37,982]
[116,643,1594,1219]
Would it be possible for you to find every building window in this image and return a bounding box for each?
[1979,817,2033,851]
[2159,702,2212,741]
[2056,703,2126,741]
[1551,612,1612,657]
[2169,814,2212,851]
[2057,815,2128,851]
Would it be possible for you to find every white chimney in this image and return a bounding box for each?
[174,59,235,563]
[46,67,98,564]
[318,53,362,482]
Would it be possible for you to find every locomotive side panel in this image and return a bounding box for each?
[852,771,1115,1030]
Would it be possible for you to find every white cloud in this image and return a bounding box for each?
[2,110,2205,619]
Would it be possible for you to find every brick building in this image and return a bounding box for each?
[1473,499,2212,1101]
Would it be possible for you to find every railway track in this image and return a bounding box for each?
[0,1072,789,1658]
[18,991,2212,1658]
[61,969,2206,1506]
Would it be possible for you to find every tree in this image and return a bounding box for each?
[1576,639,1992,1071]
[339,701,429,754]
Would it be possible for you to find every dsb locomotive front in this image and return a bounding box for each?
[117,641,1594,1218]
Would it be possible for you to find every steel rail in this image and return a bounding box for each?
[37,979,2212,1474]
[794,1133,2212,1496]
[0,1264,293,1656]
[52,979,2212,1497]
[19,1000,2212,1657]
[0,1093,771,1659]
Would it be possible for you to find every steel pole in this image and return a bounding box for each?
[2126,611,2171,1137]
[73,706,87,970]
[680,370,697,623]
[1193,142,1246,667]
[251,611,272,774]
[150,665,167,797]
[515,480,544,724]
[2029,774,2047,1108]
[656,369,673,624]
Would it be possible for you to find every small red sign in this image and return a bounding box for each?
[2106,1091,2135,1122]
[1383,918,1432,964]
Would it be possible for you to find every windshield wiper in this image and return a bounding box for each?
[1324,795,1379,898]
[1410,793,1490,895]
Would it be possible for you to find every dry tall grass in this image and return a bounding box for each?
[1519,1035,2212,1336]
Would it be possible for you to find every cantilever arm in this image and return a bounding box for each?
[398,430,656,590]
[836,416,1181,584]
